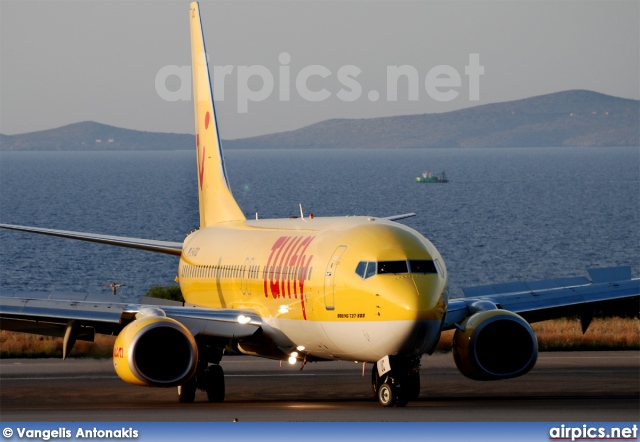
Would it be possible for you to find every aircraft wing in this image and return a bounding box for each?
[0,224,183,256]
[445,266,640,330]
[0,291,262,345]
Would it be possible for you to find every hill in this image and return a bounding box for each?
[1,90,637,151]
[225,90,639,149]
[0,121,192,151]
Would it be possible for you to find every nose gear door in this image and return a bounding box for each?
[324,245,347,310]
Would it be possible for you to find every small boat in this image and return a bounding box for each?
[416,171,448,183]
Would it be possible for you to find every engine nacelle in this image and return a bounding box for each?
[453,309,538,381]
[113,316,198,387]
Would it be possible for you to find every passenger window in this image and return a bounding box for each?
[355,261,367,278]
[409,260,437,274]
[378,261,408,274]
[365,262,376,279]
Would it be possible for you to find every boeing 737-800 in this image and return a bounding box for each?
[1,2,638,408]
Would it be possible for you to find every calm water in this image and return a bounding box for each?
[0,147,638,301]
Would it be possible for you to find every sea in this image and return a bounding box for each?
[0,147,638,302]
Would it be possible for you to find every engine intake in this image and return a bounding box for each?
[113,316,198,387]
[453,310,537,381]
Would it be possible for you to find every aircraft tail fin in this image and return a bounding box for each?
[190,2,245,227]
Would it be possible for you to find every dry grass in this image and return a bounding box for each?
[0,330,115,358]
[531,317,640,351]
[1,318,638,358]
[435,317,640,352]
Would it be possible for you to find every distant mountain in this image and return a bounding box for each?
[225,90,639,149]
[0,121,193,151]
[1,90,637,151]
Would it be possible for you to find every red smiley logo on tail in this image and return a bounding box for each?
[197,112,210,190]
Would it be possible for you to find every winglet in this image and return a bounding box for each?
[587,266,632,284]
[190,2,245,226]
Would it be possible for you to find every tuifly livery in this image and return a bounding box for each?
[1,2,638,407]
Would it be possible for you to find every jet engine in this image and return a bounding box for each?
[113,316,198,387]
[452,309,537,381]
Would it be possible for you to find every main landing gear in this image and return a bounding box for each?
[178,341,226,403]
[178,361,225,403]
[371,356,421,407]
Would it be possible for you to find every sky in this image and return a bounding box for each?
[0,0,638,139]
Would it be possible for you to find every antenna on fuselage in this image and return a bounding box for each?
[299,204,306,222]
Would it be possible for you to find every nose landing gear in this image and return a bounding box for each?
[372,356,421,407]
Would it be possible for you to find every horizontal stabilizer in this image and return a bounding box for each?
[384,213,416,222]
[0,224,183,256]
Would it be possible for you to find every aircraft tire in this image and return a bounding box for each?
[177,376,196,403]
[407,371,420,401]
[377,382,396,407]
[395,386,409,407]
[205,364,225,402]
[371,366,380,399]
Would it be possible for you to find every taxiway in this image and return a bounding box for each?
[1,351,638,421]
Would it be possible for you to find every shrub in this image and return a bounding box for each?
[143,285,185,302]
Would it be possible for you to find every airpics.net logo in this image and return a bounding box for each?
[155,52,485,112]
[549,424,639,441]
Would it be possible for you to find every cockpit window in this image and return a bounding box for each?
[378,261,408,274]
[409,260,437,274]
[355,261,367,278]
[355,259,438,279]
[434,259,444,278]
[365,261,376,279]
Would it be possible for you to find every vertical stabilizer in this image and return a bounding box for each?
[190,2,245,227]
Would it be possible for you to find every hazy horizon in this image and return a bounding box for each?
[1,1,638,139]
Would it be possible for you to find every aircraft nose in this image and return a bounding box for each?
[379,275,447,356]
[379,274,446,322]
[412,275,447,322]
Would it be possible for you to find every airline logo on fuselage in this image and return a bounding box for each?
[263,235,315,319]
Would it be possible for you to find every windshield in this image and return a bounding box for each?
[355,260,438,279]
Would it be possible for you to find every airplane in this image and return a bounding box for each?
[0,1,638,408]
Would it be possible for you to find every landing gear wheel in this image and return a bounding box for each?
[395,386,409,407]
[407,371,420,401]
[205,364,225,402]
[377,382,396,407]
[371,366,380,399]
[177,376,196,403]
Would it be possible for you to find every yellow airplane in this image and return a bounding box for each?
[1,2,638,408]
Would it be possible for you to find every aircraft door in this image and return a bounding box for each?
[324,245,347,310]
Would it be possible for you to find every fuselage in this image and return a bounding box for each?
[179,215,449,362]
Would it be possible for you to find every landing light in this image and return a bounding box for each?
[237,315,251,324]
[290,351,298,358]
[296,346,305,351]
[288,356,297,365]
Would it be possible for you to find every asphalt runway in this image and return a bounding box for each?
[0,352,638,422]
